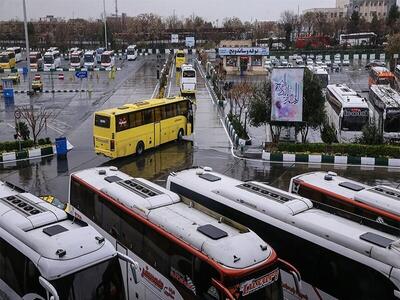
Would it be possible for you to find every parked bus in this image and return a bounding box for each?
[369,84,400,141]
[0,51,16,69]
[93,96,193,159]
[339,32,377,46]
[29,51,43,70]
[395,65,400,80]
[6,46,22,62]
[68,167,302,300]
[83,50,96,68]
[326,83,371,143]
[67,47,80,60]
[180,64,196,96]
[295,35,331,49]
[368,66,395,88]
[289,171,400,233]
[167,167,400,300]
[70,50,84,68]
[101,50,115,68]
[43,50,61,70]
[307,66,329,88]
[126,44,138,61]
[175,50,186,71]
[0,180,139,300]
[96,47,106,64]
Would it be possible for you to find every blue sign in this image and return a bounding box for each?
[218,47,269,56]
[75,71,88,79]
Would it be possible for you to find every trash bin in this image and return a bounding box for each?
[55,137,67,157]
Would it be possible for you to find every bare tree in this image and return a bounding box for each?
[230,82,253,121]
[280,11,297,46]
[18,106,53,145]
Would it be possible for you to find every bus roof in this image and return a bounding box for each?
[0,181,116,280]
[167,167,400,269]
[96,96,189,116]
[181,64,195,71]
[127,44,137,48]
[371,66,393,76]
[291,171,400,217]
[71,167,275,270]
[327,84,368,108]
[370,85,400,108]
[84,50,96,55]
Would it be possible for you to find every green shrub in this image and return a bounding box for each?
[0,138,48,153]
[276,143,400,158]
[228,113,249,139]
[320,122,338,144]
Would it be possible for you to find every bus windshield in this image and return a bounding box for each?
[341,108,369,131]
[30,56,38,63]
[385,109,400,133]
[71,56,81,63]
[44,55,54,64]
[0,55,9,63]
[85,54,94,62]
[227,268,283,300]
[127,49,136,55]
[101,55,111,63]
[377,77,394,86]
[177,53,185,58]
[183,70,195,78]
[50,257,125,300]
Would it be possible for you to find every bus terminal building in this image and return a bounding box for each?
[218,40,269,75]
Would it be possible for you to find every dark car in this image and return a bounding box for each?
[365,60,386,70]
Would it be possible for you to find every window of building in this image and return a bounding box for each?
[226,56,237,67]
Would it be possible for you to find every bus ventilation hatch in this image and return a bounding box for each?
[0,195,45,216]
[338,182,365,192]
[237,183,294,203]
[104,176,123,183]
[360,232,394,248]
[118,179,162,198]
[372,186,400,199]
[43,225,68,236]
[197,224,228,240]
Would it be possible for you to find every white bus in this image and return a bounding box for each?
[70,50,84,68]
[126,45,138,61]
[6,46,22,62]
[43,50,61,70]
[326,83,371,143]
[84,50,97,68]
[96,47,106,63]
[369,85,400,141]
[29,51,43,70]
[180,64,197,96]
[101,50,115,68]
[289,171,400,231]
[0,180,139,300]
[307,66,329,88]
[339,32,377,46]
[67,47,80,60]
[68,167,302,300]
[167,167,400,300]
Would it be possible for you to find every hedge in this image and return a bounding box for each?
[0,138,52,153]
[275,143,400,159]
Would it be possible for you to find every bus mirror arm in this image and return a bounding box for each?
[117,252,140,284]
[39,276,59,300]
[278,258,302,293]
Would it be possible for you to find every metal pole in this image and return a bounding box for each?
[22,0,32,95]
[103,0,108,50]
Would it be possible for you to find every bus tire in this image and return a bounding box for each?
[136,141,144,156]
[177,129,184,141]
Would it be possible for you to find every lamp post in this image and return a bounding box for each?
[22,0,32,96]
[103,0,108,49]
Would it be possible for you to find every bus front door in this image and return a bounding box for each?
[154,122,161,147]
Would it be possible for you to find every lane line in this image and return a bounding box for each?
[6,123,15,129]
[46,124,64,134]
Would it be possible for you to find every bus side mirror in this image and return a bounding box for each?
[118,252,140,284]
[39,276,59,300]
[394,290,400,299]
[278,258,302,294]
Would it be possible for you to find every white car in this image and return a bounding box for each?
[324,59,332,66]
[306,58,314,65]
[280,59,288,66]
[334,59,342,66]
[316,60,323,67]
[342,59,350,66]
[296,58,304,65]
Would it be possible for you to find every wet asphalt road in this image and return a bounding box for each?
[0,56,399,202]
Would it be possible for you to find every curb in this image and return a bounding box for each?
[261,151,400,167]
[0,145,56,164]
[14,89,89,94]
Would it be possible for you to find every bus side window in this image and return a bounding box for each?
[142,227,171,276]
[177,101,188,116]
[116,114,130,132]
[120,211,144,254]
[154,107,162,122]
[169,244,195,294]
[128,112,135,128]
[193,258,221,299]
[133,111,144,127]
[143,109,154,124]
[70,180,96,219]
[102,200,122,240]
[166,104,177,119]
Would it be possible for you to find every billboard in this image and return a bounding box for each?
[185,36,195,47]
[271,68,304,122]
[218,47,269,56]
[171,34,179,43]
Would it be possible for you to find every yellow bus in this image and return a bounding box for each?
[175,49,185,70]
[0,51,16,69]
[93,96,194,158]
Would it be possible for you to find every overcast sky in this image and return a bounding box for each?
[1,0,337,22]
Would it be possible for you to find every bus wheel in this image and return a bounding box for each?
[136,141,144,156]
[177,129,184,141]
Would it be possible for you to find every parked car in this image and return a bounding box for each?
[281,59,288,66]
[31,79,43,92]
[342,58,350,66]
[365,60,386,70]
[332,63,340,72]
[306,58,314,65]
[5,73,20,84]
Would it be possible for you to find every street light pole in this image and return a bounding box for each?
[22,0,32,95]
[103,0,108,49]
